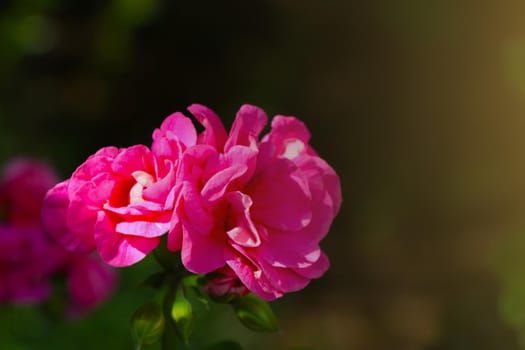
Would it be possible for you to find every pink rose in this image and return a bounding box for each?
[0,158,117,315]
[204,266,249,299]
[0,159,65,304]
[0,225,63,304]
[42,111,196,267]
[0,158,58,225]
[168,104,341,300]
[43,146,174,266]
[0,226,117,317]
[66,254,118,318]
[41,103,341,301]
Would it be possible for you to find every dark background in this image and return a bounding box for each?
[2,1,525,349]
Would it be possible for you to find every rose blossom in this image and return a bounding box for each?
[0,159,63,305]
[66,253,118,318]
[204,266,249,299]
[42,112,196,267]
[0,158,117,315]
[167,104,342,300]
[43,146,170,266]
[0,224,117,316]
[0,158,58,225]
[0,224,63,303]
[41,103,341,301]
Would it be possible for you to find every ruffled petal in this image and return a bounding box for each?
[293,251,330,279]
[258,259,310,293]
[70,147,118,194]
[42,180,96,253]
[261,115,318,160]
[181,223,225,274]
[112,145,155,177]
[153,111,197,148]
[249,158,312,232]
[224,104,267,152]
[224,247,282,301]
[94,211,159,267]
[225,191,261,248]
[188,104,228,151]
[256,231,321,268]
[115,220,170,237]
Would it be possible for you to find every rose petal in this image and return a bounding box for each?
[42,180,96,253]
[188,104,228,151]
[249,158,312,232]
[180,181,216,235]
[94,211,159,267]
[181,223,225,274]
[201,164,246,203]
[153,112,197,147]
[257,232,321,268]
[224,247,282,301]
[115,220,170,237]
[293,251,330,279]
[258,259,310,293]
[69,147,118,194]
[112,145,155,177]
[263,115,311,148]
[224,104,267,152]
[225,191,261,248]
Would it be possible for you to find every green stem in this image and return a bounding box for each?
[151,241,191,349]
[161,277,179,350]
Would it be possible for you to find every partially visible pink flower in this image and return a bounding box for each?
[0,158,58,225]
[168,104,342,300]
[204,267,249,299]
[0,225,63,304]
[0,159,62,303]
[66,254,118,318]
[0,158,118,315]
[0,224,118,316]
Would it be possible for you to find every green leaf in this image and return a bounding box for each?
[205,340,244,350]
[231,294,279,332]
[171,286,195,344]
[130,302,165,347]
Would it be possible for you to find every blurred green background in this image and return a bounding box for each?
[2,0,525,349]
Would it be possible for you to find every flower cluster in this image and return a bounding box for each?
[43,104,341,300]
[0,158,117,317]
